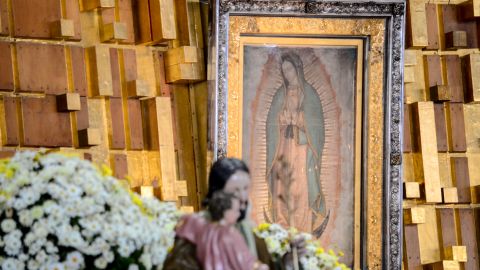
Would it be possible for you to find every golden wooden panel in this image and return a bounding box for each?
[445,31,468,50]
[418,206,442,264]
[406,0,428,48]
[81,0,115,11]
[86,45,113,97]
[101,22,128,42]
[51,19,75,39]
[12,0,61,38]
[404,153,416,182]
[166,63,204,84]
[444,246,467,262]
[445,103,467,152]
[144,97,180,201]
[405,207,426,224]
[136,47,156,97]
[22,96,73,147]
[412,102,442,203]
[442,187,459,203]
[174,0,204,47]
[405,52,426,104]
[0,42,14,91]
[78,128,101,146]
[438,153,453,187]
[405,66,416,83]
[165,46,199,66]
[425,261,460,270]
[127,80,149,98]
[405,182,421,199]
[464,105,480,153]
[463,53,480,103]
[430,85,451,102]
[0,0,8,35]
[405,50,418,66]
[126,151,145,187]
[56,93,81,112]
[17,43,68,94]
[149,0,177,43]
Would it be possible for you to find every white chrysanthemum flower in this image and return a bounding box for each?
[140,252,152,270]
[4,230,22,256]
[128,264,140,270]
[94,257,108,269]
[1,219,16,233]
[27,259,40,270]
[65,251,84,270]
[46,262,65,270]
[2,258,19,270]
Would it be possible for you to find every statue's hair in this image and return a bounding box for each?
[208,191,236,222]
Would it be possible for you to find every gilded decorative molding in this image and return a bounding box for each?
[210,0,405,269]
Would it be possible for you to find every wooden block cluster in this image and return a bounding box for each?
[165,46,205,84]
[134,0,177,45]
[404,3,480,269]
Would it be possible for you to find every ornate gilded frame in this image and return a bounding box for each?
[207,1,405,269]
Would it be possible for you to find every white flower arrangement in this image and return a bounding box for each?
[254,223,350,270]
[0,151,180,270]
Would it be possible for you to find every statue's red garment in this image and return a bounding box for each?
[175,214,257,270]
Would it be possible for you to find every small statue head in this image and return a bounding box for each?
[205,158,250,221]
[208,191,240,225]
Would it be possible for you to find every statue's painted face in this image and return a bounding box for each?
[223,197,241,225]
[223,170,250,213]
[281,60,298,85]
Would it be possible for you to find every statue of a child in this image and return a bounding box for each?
[175,191,269,270]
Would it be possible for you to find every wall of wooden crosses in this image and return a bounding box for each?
[403,0,480,269]
[0,0,209,212]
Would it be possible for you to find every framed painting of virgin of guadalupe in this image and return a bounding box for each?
[208,1,405,269]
